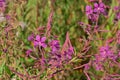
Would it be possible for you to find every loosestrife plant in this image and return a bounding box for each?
[1,0,120,80]
[77,0,120,80]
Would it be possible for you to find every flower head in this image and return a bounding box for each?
[28,34,34,41]
[63,47,74,60]
[0,0,5,12]
[50,40,60,53]
[85,5,98,21]
[99,46,116,60]
[93,2,105,14]
[34,35,47,48]
[86,6,93,16]
[26,49,32,56]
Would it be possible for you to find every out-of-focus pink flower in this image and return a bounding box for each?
[26,49,32,56]
[0,0,6,12]
[28,34,34,41]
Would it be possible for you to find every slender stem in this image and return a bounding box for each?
[84,70,91,80]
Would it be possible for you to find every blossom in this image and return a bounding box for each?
[99,46,111,58]
[99,46,117,60]
[116,12,120,19]
[48,54,62,68]
[113,6,120,22]
[85,5,98,21]
[93,2,105,14]
[93,45,118,71]
[26,49,32,56]
[63,47,74,60]
[49,40,60,53]
[86,6,93,16]
[28,34,34,41]
[33,35,47,48]
[0,0,5,12]
[94,62,103,71]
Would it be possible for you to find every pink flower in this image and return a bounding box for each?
[26,49,32,56]
[34,35,47,48]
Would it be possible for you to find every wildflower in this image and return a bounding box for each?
[116,12,120,19]
[33,35,47,48]
[93,45,118,71]
[6,14,10,20]
[0,0,5,12]
[26,49,32,56]
[49,40,60,53]
[94,62,103,71]
[84,63,90,70]
[93,2,106,14]
[85,5,98,21]
[114,6,119,11]
[63,47,74,60]
[114,6,120,22]
[28,34,34,41]
[86,6,93,16]
[99,46,117,60]
[48,54,62,68]
[99,46,111,58]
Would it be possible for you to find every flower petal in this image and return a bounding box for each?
[41,37,46,42]
[94,3,98,8]
[36,35,40,41]
[41,43,47,48]
[34,41,38,47]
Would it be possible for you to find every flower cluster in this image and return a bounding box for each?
[85,2,106,22]
[48,40,74,68]
[26,33,74,71]
[0,0,5,12]
[93,45,117,71]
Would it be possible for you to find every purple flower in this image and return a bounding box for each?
[0,0,5,12]
[84,63,90,70]
[114,6,119,11]
[0,0,5,2]
[86,6,93,16]
[85,5,98,21]
[99,46,111,58]
[48,54,62,68]
[114,6,120,22]
[99,46,116,60]
[63,47,74,60]
[93,2,105,14]
[93,45,118,71]
[50,40,60,53]
[33,35,47,48]
[28,34,34,41]
[94,62,103,71]
[116,12,120,19]
[26,49,32,56]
